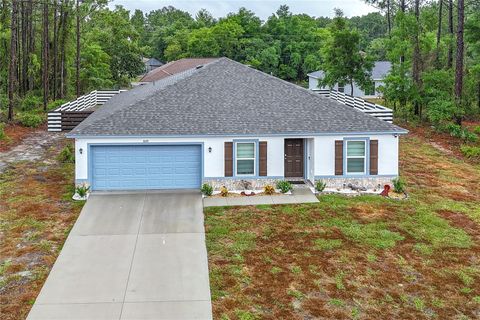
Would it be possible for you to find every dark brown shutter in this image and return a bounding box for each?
[224,142,233,177]
[335,140,343,175]
[369,140,378,175]
[259,141,267,176]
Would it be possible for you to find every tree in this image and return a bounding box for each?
[454,0,465,124]
[42,0,49,110]
[319,10,373,96]
[8,0,18,120]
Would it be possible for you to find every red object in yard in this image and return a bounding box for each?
[380,185,391,197]
[241,191,256,196]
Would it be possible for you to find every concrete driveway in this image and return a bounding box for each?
[27,191,212,320]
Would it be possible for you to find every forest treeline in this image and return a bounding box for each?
[0,0,479,131]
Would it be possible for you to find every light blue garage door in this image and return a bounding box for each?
[91,145,202,191]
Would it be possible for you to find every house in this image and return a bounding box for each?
[308,61,392,98]
[67,58,407,192]
[139,57,219,83]
[142,57,164,73]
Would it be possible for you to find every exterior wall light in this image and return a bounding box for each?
[79,148,83,154]
[208,147,212,153]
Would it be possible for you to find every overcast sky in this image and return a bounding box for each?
[110,0,378,20]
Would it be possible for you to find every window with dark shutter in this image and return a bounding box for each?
[259,141,267,176]
[335,140,343,175]
[224,142,233,177]
[370,140,378,175]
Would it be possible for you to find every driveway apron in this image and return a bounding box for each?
[27,191,212,320]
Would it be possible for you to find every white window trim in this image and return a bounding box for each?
[235,142,256,176]
[346,140,366,175]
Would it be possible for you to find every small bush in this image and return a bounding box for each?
[473,126,480,135]
[315,180,326,192]
[75,184,90,198]
[20,94,42,111]
[18,113,43,128]
[47,99,67,111]
[220,186,228,197]
[263,184,275,195]
[0,123,5,140]
[441,123,478,142]
[460,145,480,159]
[200,183,213,196]
[392,177,406,193]
[276,180,293,193]
[58,145,75,163]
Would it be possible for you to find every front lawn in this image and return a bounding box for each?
[205,133,480,319]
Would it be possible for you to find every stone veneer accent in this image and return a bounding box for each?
[203,177,395,191]
[204,178,281,191]
[317,176,395,189]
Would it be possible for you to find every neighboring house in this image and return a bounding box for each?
[308,61,392,98]
[143,57,164,73]
[139,58,219,83]
[67,58,407,192]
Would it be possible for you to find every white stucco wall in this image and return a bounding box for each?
[313,134,399,177]
[74,133,399,184]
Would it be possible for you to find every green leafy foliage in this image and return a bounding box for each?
[20,94,42,111]
[276,180,293,194]
[440,124,478,143]
[0,122,5,140]
[58,145,75,163]
[315,180,327,192]
[18,113,43,128]
[201,183,213,196]
[75,184,90,198]
[460,145,480,159]
[392,177,406,193]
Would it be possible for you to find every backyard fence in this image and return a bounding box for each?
[312,89,393,123]
[47,90,126,132]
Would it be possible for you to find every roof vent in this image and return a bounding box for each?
[195,65,204,69]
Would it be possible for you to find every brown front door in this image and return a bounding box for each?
[284,139,304,178]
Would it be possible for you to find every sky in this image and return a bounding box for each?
[110,0,378,20]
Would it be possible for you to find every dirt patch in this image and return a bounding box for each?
[0,125,42,152]
[437,210,480,239]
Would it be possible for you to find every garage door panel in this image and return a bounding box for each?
[91,145,201,190]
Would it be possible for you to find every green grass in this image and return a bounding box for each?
[314,238,343,250]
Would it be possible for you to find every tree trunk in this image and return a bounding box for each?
[20,0,26,95]
[53,0,58,99]
[454,0,464,125]
[42,0,49,111]
[76,0,80,97]
[386,0,391,37]
[435,0,443,67]
[8,0,19,121]
[59,2,69,99]
[412,0,422,117]
[447,0,454,69]
[350,81,354,96]
[27,0,35,91]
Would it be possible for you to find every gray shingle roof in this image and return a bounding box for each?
[308,61,392,81]
[70,58,406,137]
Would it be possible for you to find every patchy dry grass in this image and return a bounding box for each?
[205,134,480,319]
[0,138,83,320]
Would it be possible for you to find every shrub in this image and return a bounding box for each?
[460,145,480,159]
[263,184,275,195]
[0,123,5,140]
[440,123,478,142]
[315,180,326,192]
[220,186,228,197]
[47,99,67,111]
[18,113,43,128]
[392,177,406,193]
[58,145,75,163]
[200,183,213,196]
[20,94,42,111]
[473,126,480,135]
[75,184,90,198]
[276,180,293,194]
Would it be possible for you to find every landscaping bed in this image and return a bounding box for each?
[204,134,480,319]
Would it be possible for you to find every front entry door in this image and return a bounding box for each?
[284,139,304,178]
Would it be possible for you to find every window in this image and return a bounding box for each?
[337,83,345,93]
[346,140,366,174]
[236,142,255,175]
